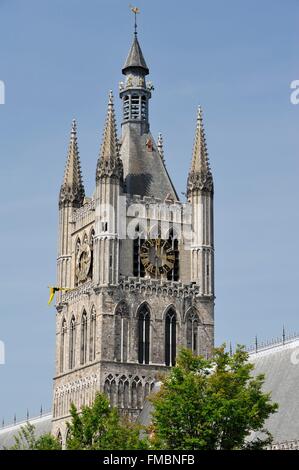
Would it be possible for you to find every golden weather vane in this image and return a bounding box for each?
[129,5,140,36]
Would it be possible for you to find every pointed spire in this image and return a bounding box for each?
[187,106,213,196]
[122,36,149,75]
[157,133,165,163]
[96,91,123,181]
[59,119,85,208]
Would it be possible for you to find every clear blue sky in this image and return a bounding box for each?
[0,0,298,424]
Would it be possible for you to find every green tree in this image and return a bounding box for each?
[66,392,147,450]
[9,422,61,450]
[149,346,278,450]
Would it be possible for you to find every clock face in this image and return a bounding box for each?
[140,239,175,276]
[76,244,91,282]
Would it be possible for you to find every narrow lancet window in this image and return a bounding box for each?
[138,305,150,364]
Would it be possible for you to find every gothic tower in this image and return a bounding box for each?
[52,29,215,443]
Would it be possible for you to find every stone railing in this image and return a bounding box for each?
[270,440,299,450]
[0,410,52,431]
[61,281,94,303]
[119,277,202,299]
[247,332,299,355]
[73,198,95,222]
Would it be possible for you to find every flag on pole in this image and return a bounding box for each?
[48,286,71,305]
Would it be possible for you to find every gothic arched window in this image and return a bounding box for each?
[57,430,62,447]
[114,303,129,363]
[60,319,67,373]
[80,311,88,365]
[75,238,81,286]
[133,225,145,278]
[89,307,96,362]
[69,316,76,370]
[167,229,179,281]
[186,310,199,354]
[165,309,176,366]
[89,228,95,280]
[138,305,150,364]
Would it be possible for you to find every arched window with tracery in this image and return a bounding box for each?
[69,316,76,369]
[57,430,62,447]
[165,309,176,366]
[138,304,150,364]
[89,306,96,361]
[90,228,95,280]
[114,303,129,363]
[167,229,179,281]
[60,319,67,373]
[75,238,81,286]
[80,311,88,365]
[65,429,70,447]
[133,225,145,278]
[186,310,199,354]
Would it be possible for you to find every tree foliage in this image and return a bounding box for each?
[149,346,278,450]
[66,392,147,450]
[9,422,61,450]
[7,348,278,451]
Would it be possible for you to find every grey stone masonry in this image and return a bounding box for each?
[52,30,215,444]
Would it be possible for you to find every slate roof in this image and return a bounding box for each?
[249,338,299,443]
[120,128,178,200]
[0,413,52,449]
[122,36,149,75]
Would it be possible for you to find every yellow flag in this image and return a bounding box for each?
[47,286,71,306]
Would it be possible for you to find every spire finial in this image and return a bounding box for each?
[71,118,76,137]
[96,91,123,181]
[59,119,85,208]
[129,5,140,36]
[187,105,213,196]
[197,105,203,123]
[122,10,149,75]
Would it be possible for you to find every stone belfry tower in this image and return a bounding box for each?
[52,25,215,442]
